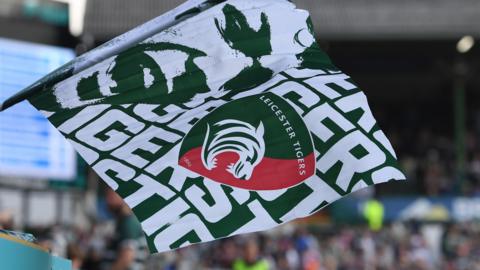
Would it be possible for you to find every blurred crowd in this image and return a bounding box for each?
[381,109,480,196]
[3,201,480,270]
[194,222,480,270]
[391,128,480,196]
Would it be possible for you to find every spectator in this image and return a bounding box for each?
[0,210,13,230]
[233,238,270,270]
[104,188,147,270]
[67,243,85,270]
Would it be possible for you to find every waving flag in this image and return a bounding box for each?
[1,0,405,253]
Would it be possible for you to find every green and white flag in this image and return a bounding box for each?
[2,0,405,253]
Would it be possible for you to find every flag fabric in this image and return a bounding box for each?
[22,0,405,253]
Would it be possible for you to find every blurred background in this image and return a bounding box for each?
[0,0,479,269]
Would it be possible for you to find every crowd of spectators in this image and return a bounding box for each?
[196,222,480,270]
[3,207,480,270]
[378,108,480,197]
[387,128,480,196]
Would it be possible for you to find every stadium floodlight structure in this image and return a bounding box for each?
[81,0,480,40]
[452,35,475,192]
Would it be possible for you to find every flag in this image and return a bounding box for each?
[4,0,405,253]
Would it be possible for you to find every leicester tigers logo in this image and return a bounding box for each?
[202,119,265,180]
[179,93,316,190]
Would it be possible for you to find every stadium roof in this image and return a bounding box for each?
[83,0,480,40]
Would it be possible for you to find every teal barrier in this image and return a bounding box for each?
[0,233,71,270]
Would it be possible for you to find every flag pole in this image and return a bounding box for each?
[0,84,46,112]
[0,68,73,112]
[0,0,218,112]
